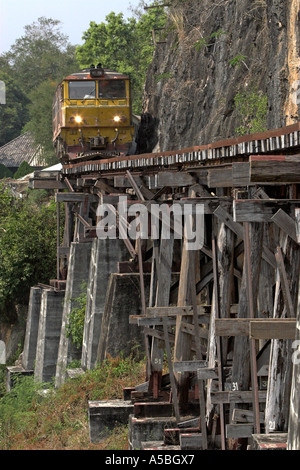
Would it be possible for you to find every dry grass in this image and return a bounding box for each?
[0,354,146,450]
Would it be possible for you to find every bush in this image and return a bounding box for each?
[13,161,34,179]
[234,85,268,136]
[0,164,13,180]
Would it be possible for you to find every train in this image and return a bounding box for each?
[52,64,138,163]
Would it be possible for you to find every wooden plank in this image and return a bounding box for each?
[295,208,300,244]
[213,205,243,239]
[157,171,196,187]
[55,192,97,203]
[146,305,213,318]
[214,205,276,268]
[275,246,295,317]
[215,318,296,337]
[271,209,298,243]
[232,162,250,186]
[250,160,300,183]
[249,320,296,339]
[144,327,175,343]
[244,222,262,434]
[197,368,218,380]
[232,408,264,424]
[211,390,267,404]
[180,322,209,339]
[29,178,67,190]
[233,199,300,222]
[173,360,207,373]
[226,424,254,439]
[207,167,233,188]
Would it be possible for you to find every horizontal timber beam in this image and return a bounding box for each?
[233,199,300,222]
[215,318,296,339]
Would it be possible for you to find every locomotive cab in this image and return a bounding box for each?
[52,65,136,162]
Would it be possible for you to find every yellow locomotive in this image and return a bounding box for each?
[52,64,137,162]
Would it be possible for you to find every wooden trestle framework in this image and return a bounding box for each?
[30,122,300,450]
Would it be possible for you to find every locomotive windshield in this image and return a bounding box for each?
[99,80,126,99]
[69,81,96,99]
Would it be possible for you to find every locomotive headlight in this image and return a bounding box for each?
[75,115,82,123]
[113,115,121,123]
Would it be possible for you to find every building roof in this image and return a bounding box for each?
[0,131,44,168]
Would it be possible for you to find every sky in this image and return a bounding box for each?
[0,0,143,54]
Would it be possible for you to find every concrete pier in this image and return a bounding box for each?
[81,239,127,370]
[88,400,134,443]
[97,273,150,362]
[22,286,42,370]
[34,289,65,384]
[129,415,177,450]
[55,242,92,388]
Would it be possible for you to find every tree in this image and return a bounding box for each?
[22,80,58,164]
[2,17,79,161]
[0,184,60,320]
[13,161,34,179]
[0,59,30,146]
[76,8,166,114]
[7,17,78,95]
[0,165,13,180]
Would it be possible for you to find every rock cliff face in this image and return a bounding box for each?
[137,0,300,153]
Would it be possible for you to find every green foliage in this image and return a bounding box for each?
[229,53,248,69]
[1,17,78,162]
[0,354,145,449]
[234,85,268,136]
[13,161,34,179]
[0,63,30,147]
[7,17,78,95]
[155,71,174,82]
[76,8,167,114]
[193,29,227,52]
[0,164,13,180]
[0,375,47,443]
[66,283,87,348]
[0,184,60,316]
[22,80,59,164]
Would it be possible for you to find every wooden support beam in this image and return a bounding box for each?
[250,158,300,183]
[157,171,196,187]
[173,360,207,372]
[29,178,67,190]
[215,318,296,338]
[233,199,300,223]
[275,246,295,317]
[271,209,298,243]
[232,162,250,186]
[211,390,267,404]
[207,167,233,188]
[249,320,296,340]
[55,192,98,203]
[296,208,300,243]
[232,408,264,424]
[146,304,212,319]
[226,424,254,439]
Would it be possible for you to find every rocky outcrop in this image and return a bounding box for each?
[137,0,300,153]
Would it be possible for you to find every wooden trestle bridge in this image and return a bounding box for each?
[31,122,300,450]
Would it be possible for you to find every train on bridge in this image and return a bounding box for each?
[52,64,138,164]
